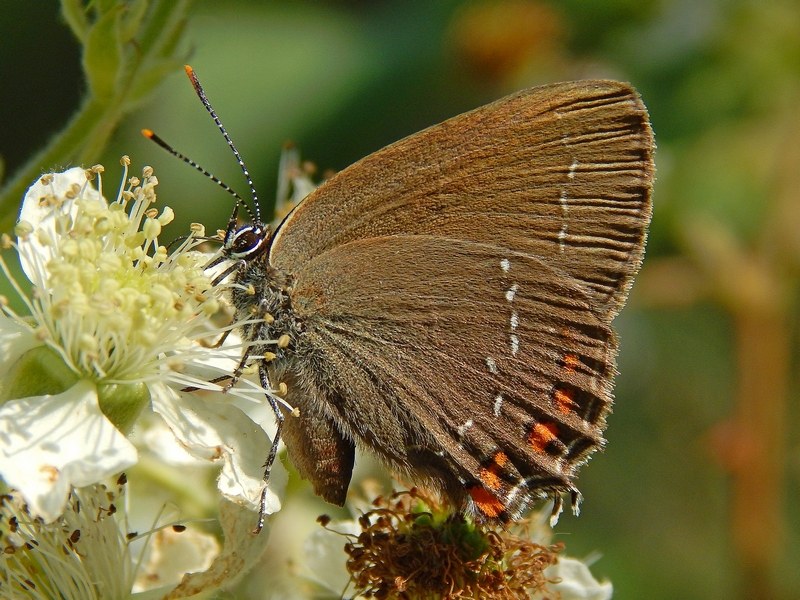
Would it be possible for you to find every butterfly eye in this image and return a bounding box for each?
[227,224,269,260]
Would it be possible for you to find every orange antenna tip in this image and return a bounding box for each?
[141,128,154,138]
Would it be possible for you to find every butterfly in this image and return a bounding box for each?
[157,70,654,529]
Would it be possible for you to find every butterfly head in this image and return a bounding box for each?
[223,221,271,262]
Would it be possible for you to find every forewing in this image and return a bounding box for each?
[271,80,654,318]
[287,235,616,519]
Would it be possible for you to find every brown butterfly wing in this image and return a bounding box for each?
[278,399,355,506]
[278,235,616,518]
[270,80,654,319]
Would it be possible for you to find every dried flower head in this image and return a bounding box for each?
[326,489,562,599]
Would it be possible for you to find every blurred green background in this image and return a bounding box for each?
[1,1,798,598]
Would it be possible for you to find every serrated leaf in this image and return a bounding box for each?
[83,7,124,101]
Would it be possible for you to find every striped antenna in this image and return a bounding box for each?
[183,65,262,223]
[141,128,254,221]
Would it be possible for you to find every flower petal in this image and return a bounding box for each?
[0,316,39,376]
[150,383,285,514]
[17,167,105,283]
[0,379,138,522]
[134,525,220,593]
[544,555,613,600]
[303,518,363,594]
[138,415,211,467]
[162,500,271,598]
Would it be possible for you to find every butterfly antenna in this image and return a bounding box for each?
[141,128,251,218]
[184,65,262,224]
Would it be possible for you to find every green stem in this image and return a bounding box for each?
[0,0,193,234]
[0,95,125,235]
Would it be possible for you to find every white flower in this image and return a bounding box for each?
[524,507,613,600]
[0,161,284,523]
[146,500,273,597]
[134,525,220,594]
[0,379,136,522]
[0,479,137,599]
[0,477,238,600]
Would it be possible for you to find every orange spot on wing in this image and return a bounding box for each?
[528,422,559,453]
[469,485,505,519]
[478,451,508,491]
[554,386,578,414]
[479,467,502,491]
[562,353,580,372]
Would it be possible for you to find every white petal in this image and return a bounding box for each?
[19,167,87,228]
[303,519,362,594]
[0,316,39,375]
[134,525,220,593]
[162,500,271,597]
[544,556,613,600]
[136,414,210,467]
[17,167,106,282]
[150,383,285,514]
[179,332,243,383]
[0,380,138,522]
[179,331,280,437]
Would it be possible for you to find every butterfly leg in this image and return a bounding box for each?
[224,294,278,394]
[210,258,246,287]
[180,374,232,393]
[254,361,285,534]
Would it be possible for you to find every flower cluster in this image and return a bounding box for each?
[0,160,284,523]
[1,478,136,599]
[0,161,285,596]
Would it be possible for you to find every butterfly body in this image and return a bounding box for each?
[224,80,654,521]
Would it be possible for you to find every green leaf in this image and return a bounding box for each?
[119,0,149,43]
[60,0,90,42]
[83,7,123,101]
[95,0,118,13]
[127,59,183,106]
